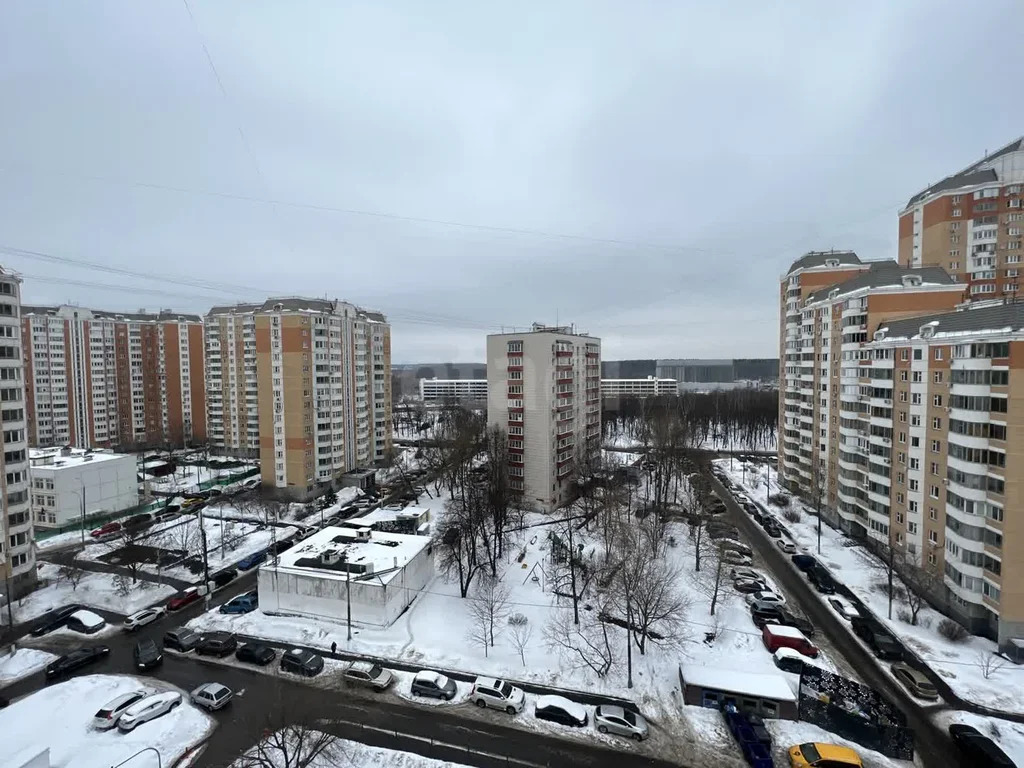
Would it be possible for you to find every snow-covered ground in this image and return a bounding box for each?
[602,425,776,454]
[0,674,214,768]
[936,709,1024,766]
[9,563,174,623]
[145,462,258,494]
[235,733,474,768]
[717,458,1022,714]
[765,719,913,768]
[0,648,57,685]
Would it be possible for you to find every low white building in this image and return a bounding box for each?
[601,376,678,398]
[418,378,487,402]
[258,525,434,628]
[29,447,138,529]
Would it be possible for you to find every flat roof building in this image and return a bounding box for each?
[29,447,138,529]
[601,377,677,398]
[418,378,487,402]
[257,525,433,628]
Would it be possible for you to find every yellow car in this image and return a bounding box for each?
[789,742,862,768]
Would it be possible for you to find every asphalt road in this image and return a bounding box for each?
[707,472,974,768]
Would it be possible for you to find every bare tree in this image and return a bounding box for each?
[233,724,342,768]
[508,615,533,666]
[106,525,148,583]
[695,543,730,617]
[545,606,615,678]
[433,495,484,598]
[894,554,943,626]
[977,651,1007,680]
[549,506,592,626]
[467,573,511,650]
[57,564,86,591]
[112,573,133,597]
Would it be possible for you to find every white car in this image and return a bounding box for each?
[827,597,861,621]
[123,607,166,632]
[470,676,525,715]
[190,682,233,711]
[730,567,762,581]
[745,590,786,607]
[775,539,797,554]
[117,691,182,731]
[722,551,752,566]
[92,690,148,730]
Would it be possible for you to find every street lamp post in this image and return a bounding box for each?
[111,746,162,768]
[69,481,87,545]
[342,551,352,641]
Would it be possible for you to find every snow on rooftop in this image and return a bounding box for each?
[345,505,430,527]
[30,448,129,470]
[270,525,430,585]
[679,664,797,702]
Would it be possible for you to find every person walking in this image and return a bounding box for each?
[331,641,337,655]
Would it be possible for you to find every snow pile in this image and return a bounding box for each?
[235,733,474,768]
[0,674,214,768]
[0,648,57,685]
[766,719,913,768]
[11,564,174,623]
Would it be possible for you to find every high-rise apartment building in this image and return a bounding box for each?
[486,324,601,512]
[898,137,1024,298]
[20,305,206,450]
[0,267,35,597]
[206,298,391,500]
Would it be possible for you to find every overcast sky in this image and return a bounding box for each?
[1,1,1022,363]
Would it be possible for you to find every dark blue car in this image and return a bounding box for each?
[236,550,268,570]
[219,593,258,614]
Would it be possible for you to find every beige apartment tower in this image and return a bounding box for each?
[20,305,206,450]
[0,267,35,598]
[487,324,601,512]
[206,298,391,501]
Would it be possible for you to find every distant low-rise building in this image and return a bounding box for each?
[29,447,138,529]
[601,376,677,398]
[257,526,434,628]
[418,378,487,402]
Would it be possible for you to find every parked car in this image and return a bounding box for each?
[237,550,268,570]
[153,509,178,523]
[851,618,903,660]
[92,690,147,730]
[890,662,938,700]
[751,607,784,629]
[190,682,234,711]
[45,646,110,679]
[66,609,106,634]
[733,578,767,594]
[776,539,797,554]
[948,723,1015,767]
[133,639,163,671]
[117,691,182,732]
[806,567,836,595]
[210,568,238,589]
[777,610,815,637]
[90,522,122,539]
[762,624,818,658]
[123,513,153,529]
[32,604,85,636]
[235,643,276,666]
[750,598,787,614]
[746,590,786,607]
[410,670,457,700]
[534,695,588,728]
[722,550,752,566]
[280,648,324,677]
[343,661,394,691]
[731,567,762,581]
[470,677,525,715]
[773,647,815,674]
[167,586,206,611]
[195,631,237,657]
[788,742,862,767]
[791,554,818,571]
[594,704,649,741]
[219,594,258,614]
[719,539,752,557]
[827,597,860,621]
[124,606,166,632]
[163,627,202,652]
[763,523,781,538]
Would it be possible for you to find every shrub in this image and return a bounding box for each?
[508,612,529,627]
[782,509,802,523]
[768,494,791,508]
[896,608,913,624]
[872,581,906,601]
[937,618,969,643]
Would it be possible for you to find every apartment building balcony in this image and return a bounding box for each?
[867,433,891,449]
[557,422,574,437]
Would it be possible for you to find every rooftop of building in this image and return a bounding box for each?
[271,525,430,585]
[874,300,1024,342]
[785,249,863,275]
[343,505,431,529]
[207,298,387,321]
[905,137,1024,208]
[603,376,677,383]
[804,261,958,304]
[206,302,262,316]
[489,322,597,340]
[29,447,131,470]
[22,304,203,323]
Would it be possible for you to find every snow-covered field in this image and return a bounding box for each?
[235,733,474,768]
[0,674,214,768]
[602,426,776,454]
[936,709,1024,766]
[145,462,258,494]
[9,563,174,623]
[717,458,1022,714]
[0,648,57,685]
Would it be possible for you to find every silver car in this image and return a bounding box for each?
[190,682,234,711]
[594,704,649,741]
[92,690,147,731]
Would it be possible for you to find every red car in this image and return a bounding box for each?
[90,522,122,538]
[167,586,205,611]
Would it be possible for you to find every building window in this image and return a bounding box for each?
[932,417,942,430]
[933,371,943,383]
[901,349,909,361]
[899,370,907,382]
[933,394,942,407]
[930,461,938,475]
[931,439,941,453]
[929,530,938,544]
[930,485,940,499]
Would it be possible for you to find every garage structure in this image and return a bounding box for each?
[678,664,799,720]
[258,525,434,628]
